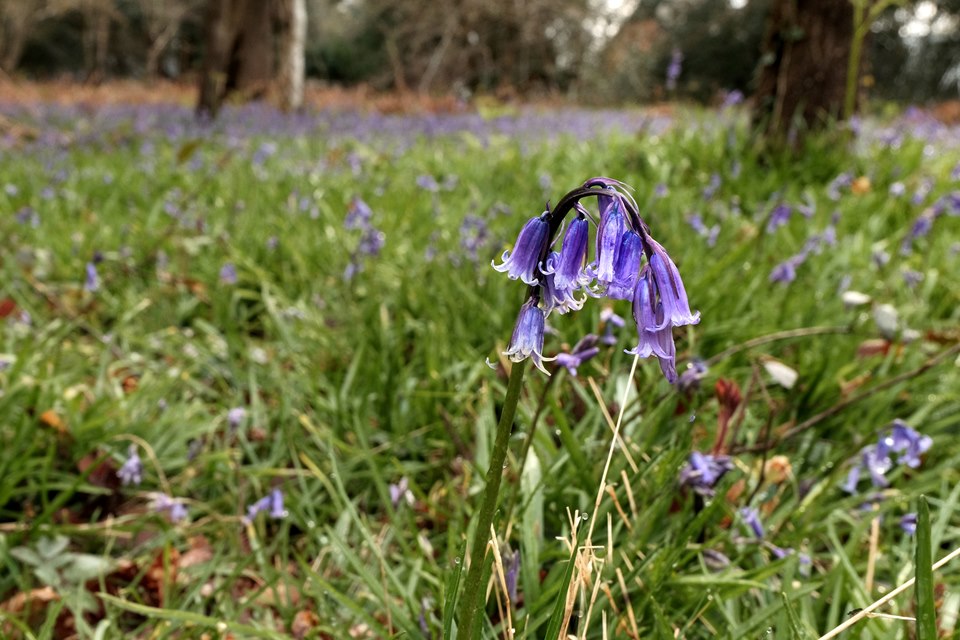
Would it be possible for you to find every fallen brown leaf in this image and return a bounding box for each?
[291,610,320,639]
[39,409,69,436]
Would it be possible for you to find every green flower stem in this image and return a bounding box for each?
[458,358,528,639]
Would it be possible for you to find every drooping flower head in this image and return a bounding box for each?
[491,177,698,383]
[503,298,551,373]
[492,213,550,285]
[555,333,600,377]
[679,451,733,496]
[117,444,143,486]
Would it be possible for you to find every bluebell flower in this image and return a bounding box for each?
[900,513,918,535]
[552,214,591,291]
[739,507,764,539]
[555,334,600,377]
[766,203,792,233]
[902,269,923,289]
[599,307,625,346]
[679,452,732,496]
[540,253,586,315]
[646,237,700,328]
[117,445,143,486]
[889,182,906,197]
[358,228,386,256]
[16,206,39,227]
[721,90,744,108]
[504,545,520,603]
[244,488,286,524]
[827,173,852,201]
[84,262,100,292]
[389,477,413,508]
[844,420,930,494]
[416,174,440,192]
[666,49,683,91]
[220,262,238,285]
[702,173,721,201]
[677,359,708,393]
[503,298,551,373]
[627,267,678,382]
[227,407,246,430]
[605,231,643,300]
[769,254,805,284]
[492,213,550,285]
[153,494,188,523]
[595,197,627,286]
[345,197,373,230]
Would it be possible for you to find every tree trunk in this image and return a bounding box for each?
[275,0,306,111]
[753,0,855,137]
[196,0,276,119]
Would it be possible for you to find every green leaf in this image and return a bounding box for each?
[443,540,467,640]
[781,591,812,639]
[62,554,113,583]
[543,545,578,640]
[916,496,937,640]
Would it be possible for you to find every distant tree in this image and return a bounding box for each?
[753,0,856,135]
[136,0,200,77]
[0,0,75,74]
[197,0,307,118]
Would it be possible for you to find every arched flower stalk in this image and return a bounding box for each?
[459,177,700,637]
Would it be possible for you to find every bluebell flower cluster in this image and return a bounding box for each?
[117,445,143,486]
[243,488,286,524]
[843,419,931,494]
[493,178,699,382]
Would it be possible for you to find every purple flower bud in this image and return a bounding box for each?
[228,407,246,430]
[766,203,792,233]
[153,494,188,523]
[595,197,627,286]
[769,254,806,284]
[84,262,100,292]
[268,488,286,518]
[552,214,591,291]
[492,213,550,285]
[503,298,551,373]
[677,359,708,393]
[605,231,643,300]
[345,197,373,230]
[740,507,764,539]
[389,477,413,508]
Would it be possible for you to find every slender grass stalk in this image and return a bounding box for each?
[458,358,528,639]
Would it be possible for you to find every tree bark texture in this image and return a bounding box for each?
[753,0,855,136]
[196,0,277,118]
[275,0,306,111]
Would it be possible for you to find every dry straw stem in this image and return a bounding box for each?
[817,544,960,639]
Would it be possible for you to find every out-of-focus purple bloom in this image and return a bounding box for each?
[702,174,722,201]
[666,49,683,91]
[654,183,668,199]
[84,262,100,292]
[827,173,853,201]
[4,183,18,197]
[154,494,188,523]
[243,488,286,524]
[769,254,805,284]
[492,213,550,285]
[872,249,890,269]
[796,195,815,219]
[345,197,373,230]
[902,269,923,289]
[679,451,733,496]
[555,333,600,377]
[504,298,551,373]
[703,548,731,571]
[251,141,277,167]
[900,513,918,535]
[739,507,764,539]
[721,90,744,108]
[266,236,279,251]
[646,237,700,328]
[766,203,792,233]
[220,262,238,285]
[117,445,143,486]
[677,359,708,393]
[539,173,552,194]
[358,228,386,256]
[599,307,625,346]
[228,407,246,430]
[901,210,936,256]
[416,174,440,192]
[689,212,721,246]
[16,206,39,227]
[912,179,933,205]
[889,182,906,197]
[502,543,520,602]
[389,477,414,508]
[941,191,960,216]
[844,419,930,494]
[552,213,591,291]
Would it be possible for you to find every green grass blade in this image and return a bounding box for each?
[443,539,467,639]
[916,495,937,640]
[543,545,578,640]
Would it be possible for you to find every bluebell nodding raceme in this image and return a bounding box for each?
[739,507,764,539]
[244,488,286,524]
[492,178,699,383]
[843,419,931,494]
[555,334,600,377]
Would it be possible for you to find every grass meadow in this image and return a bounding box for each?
[1,101,959,639]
